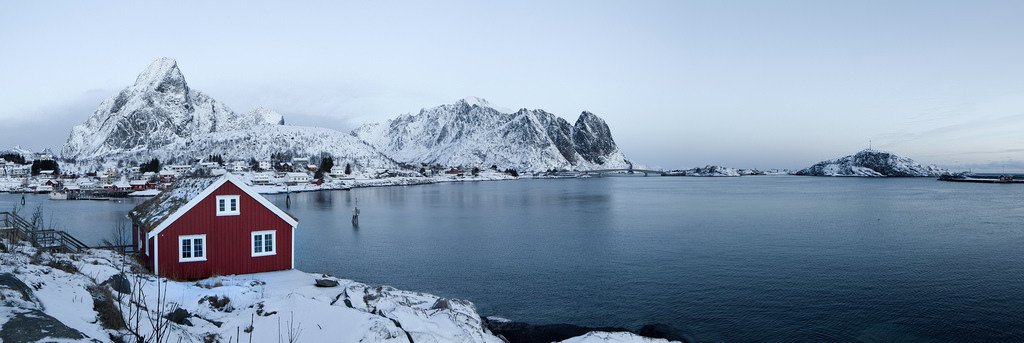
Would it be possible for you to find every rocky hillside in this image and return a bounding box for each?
[795,149,945,177]
[354,97,630,171]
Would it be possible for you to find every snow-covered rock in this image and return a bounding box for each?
[353,97,630,172]
[795,149,945,177]
[247,106,285,126]
[0,239,505,343]
[664,165,740,177]
[62,58,285,160]
[557,331,675,343]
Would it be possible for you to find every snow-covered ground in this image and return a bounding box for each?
[0,240,668,342]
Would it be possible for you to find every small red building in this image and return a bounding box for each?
[129,174,298,280]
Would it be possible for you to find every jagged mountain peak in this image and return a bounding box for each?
[354,99,629,171]
[62,58,278,159]
[459,96,490,108]
[132,57,186,92]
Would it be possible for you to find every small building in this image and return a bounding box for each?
[167,164,192,174]
[159,169,178,183]
[200,162,221,170]
[129,174,298,280]
[112,181,132,191]
[129,179,150,191]
[286,172,311,185]
[231,161,248,173]
[252,172,274,185]
[258,160,272,171]
[7,165,30,177]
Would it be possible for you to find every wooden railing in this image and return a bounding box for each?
[1,211,90,253]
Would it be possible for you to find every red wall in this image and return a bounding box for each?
[153,182,294,280]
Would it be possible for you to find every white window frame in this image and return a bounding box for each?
[251,230,277,257]
[216,195,240,216]
[178,234,207,262]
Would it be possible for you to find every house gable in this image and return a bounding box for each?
[144,174,297,239]
[153,180,295,279]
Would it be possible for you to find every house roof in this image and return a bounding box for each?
[129,174,298,235]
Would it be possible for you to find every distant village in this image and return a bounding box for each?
[0,148,523,197]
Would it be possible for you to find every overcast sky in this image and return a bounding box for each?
[2,1,1023,170]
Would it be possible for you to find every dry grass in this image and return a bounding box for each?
[87,284,126,330]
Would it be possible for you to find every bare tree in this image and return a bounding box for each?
[112,274,174,343]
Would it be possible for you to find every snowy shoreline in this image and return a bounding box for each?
[0,240,677,343]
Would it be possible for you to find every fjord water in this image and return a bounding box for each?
[5,177,1024,341]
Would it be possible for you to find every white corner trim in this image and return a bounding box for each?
[251,230,277,257]
[147,174,298,239]
[290,226,295,269]
[153,236,160,277]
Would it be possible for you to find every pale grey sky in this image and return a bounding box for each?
[2,1,1023,170]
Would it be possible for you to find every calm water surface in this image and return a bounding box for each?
[4,177,1024,342]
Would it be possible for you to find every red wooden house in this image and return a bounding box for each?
[129,174,298,280]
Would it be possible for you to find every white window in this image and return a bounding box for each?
[251,230,277,257]
[179,234,207,262]
[216,195,240,216]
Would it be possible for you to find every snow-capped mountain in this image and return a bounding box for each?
[61,58,631,173]
[62,58,285,159]
[353,97,629,171]
[795,149,945,177]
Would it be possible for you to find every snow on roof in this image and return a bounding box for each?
[129,176,221,232]
[130,175,297,233]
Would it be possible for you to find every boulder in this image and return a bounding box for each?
[315,278,339,287]
[430,298,451,310]
[164,308,193,326]
[102,274,131,294]
[0,309,88,343]
[639,323,689,342]
[0,273,36,304]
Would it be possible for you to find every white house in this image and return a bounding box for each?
[231,161,248,173]
[252,172,274,185]
[286,172,311,185]
[168,164,192,174]
[258,160,272,170]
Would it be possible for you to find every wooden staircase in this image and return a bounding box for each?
[1,211,90,253]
